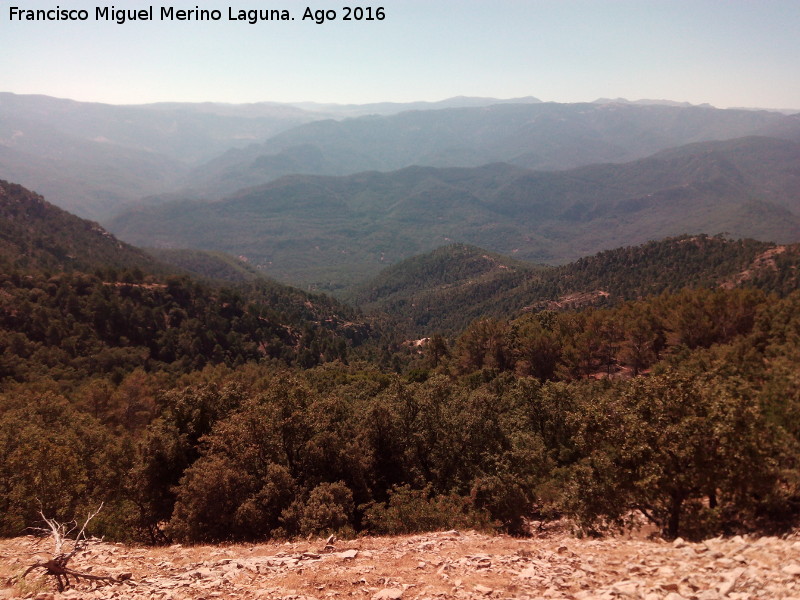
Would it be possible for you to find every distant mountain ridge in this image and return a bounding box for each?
[186,102,800,199]
[0,92,320,163]
[4,93,800,220]
[0,92,325,218]
[0,93,541,218]
[107,136,800,290]
[286,95,543,117]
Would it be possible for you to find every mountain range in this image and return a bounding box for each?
[0,93,323,218]
[6,175,799,343]
[6,173,800,347]
[2,93,799,221]
[5,87,800,545]
[106,135,800,290]
[184,102,800,200]
[3,92,800,295]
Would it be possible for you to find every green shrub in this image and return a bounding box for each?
[362,484,493,535]
[561,370,789,539]
[0,392,125,537]
[168,455,255,543]
[290,481,355,537]
[470,474,534,535]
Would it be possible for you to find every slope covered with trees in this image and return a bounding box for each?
[107,136,800,290]
[355,235,800,335]
[0,181,371,393]
[4,286,799,543]
[0,180,165,274]
[1,179,800,547]
[145,248,267,284]
[0,270,368,387]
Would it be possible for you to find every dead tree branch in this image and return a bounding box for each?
[15,504,126,592]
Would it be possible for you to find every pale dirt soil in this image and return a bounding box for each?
[2,527,800,600]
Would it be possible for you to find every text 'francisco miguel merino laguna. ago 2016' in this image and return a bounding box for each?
[7,5,386,24]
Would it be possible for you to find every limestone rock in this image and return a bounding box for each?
[783,563,800,576]
[612,580,639,597]
[372,589,403,600]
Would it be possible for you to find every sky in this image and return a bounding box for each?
[2,0,799,109]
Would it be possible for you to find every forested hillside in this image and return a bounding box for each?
[0,180,371,385]
[356,236,800,335]
[107,136,800,290]
[2,180,800,545]
[0,180,164,273]
[0,270,368,386]
[145,248,267,284]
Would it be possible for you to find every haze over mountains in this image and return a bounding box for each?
[0,92,330,218]
[2,92,800,292]
[0,93,539,217]
[1,92,799,219]
[108,135,800,289]
[184,101,800,201]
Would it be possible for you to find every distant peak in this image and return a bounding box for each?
[592,97,702,108]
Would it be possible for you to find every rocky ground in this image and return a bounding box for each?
[2,528,800,600]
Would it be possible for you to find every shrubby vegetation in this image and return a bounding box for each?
[2,191,799,544]
[3,284,800,543]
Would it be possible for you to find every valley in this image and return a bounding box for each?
[107,136,800,291]
[5,0,800,594]
[1,94,800,591]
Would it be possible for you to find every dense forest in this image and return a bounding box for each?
[107,136,800,289]
[3,285,800,543]
[354,235,800,335]
[1,180,800,545]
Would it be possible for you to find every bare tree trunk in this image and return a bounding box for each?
[667,492,684,539]
[13,505,125,592]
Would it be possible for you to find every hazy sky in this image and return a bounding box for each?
[2,0,799,109]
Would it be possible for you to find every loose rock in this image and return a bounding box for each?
[2,530,800,600]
